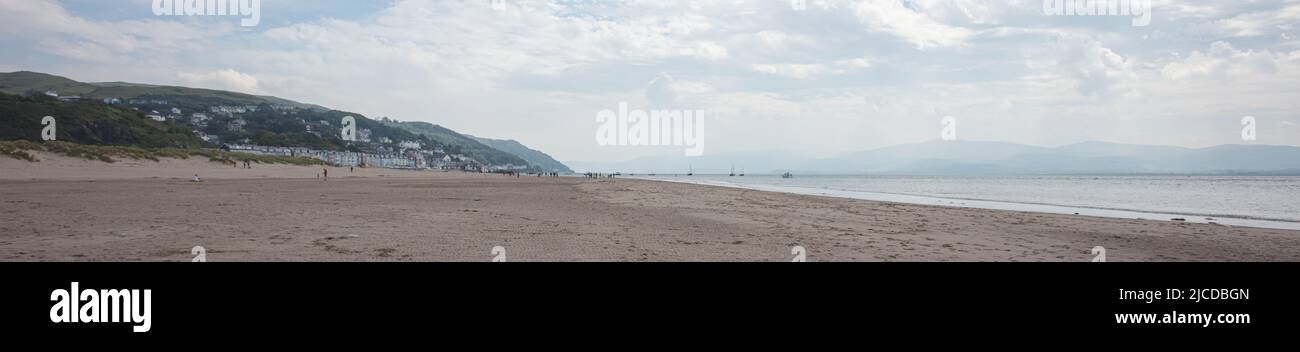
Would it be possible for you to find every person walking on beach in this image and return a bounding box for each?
[323,168,328,181]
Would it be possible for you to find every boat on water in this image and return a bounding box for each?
[688,165,693,176]
[729,165,735,177]
[782,172,793,179]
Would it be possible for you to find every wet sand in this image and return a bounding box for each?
[3,153,1300,261]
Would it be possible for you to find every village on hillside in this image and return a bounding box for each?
[36,89,534,173]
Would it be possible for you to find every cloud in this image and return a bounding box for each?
[851,0,975,49]
[1215,3,1300,37]
[750,57,871,79]
[177,69,262,94]
[1161,41,1287,80]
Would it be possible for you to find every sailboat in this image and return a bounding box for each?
[782,172,793,179]
[739,168,745,177]
[729,165,736,177]
[688,165,693,176]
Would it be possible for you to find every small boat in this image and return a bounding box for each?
[687,165,693,176]
[739,168,745,177]
[782,172,793,179]
[729,165,735,177]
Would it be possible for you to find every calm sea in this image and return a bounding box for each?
[633,175,1300,230]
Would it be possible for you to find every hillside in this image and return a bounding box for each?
[469,135,573,173]
[0,71,445,153]
[386,121,528,167]
[0,71,548,168]
[0,71,321,110]
[0,93,206,148]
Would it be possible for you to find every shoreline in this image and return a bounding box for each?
[633,176,1300,231]
[3,154,1300,261]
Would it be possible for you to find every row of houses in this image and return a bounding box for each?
[221,144,484,171]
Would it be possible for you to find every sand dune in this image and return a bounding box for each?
[2,153,1299,261]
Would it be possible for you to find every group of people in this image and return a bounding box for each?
[232,160,254,169]
[583,172,616,179]
[500,171,562,178]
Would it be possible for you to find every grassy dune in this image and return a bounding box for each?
[0,140,324,166]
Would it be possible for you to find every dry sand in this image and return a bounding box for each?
[3,152,1300,262]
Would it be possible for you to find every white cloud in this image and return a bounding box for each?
[751,57,871,79]
[1216,3,1300,37]
[851,0,975,49]
[177,69,262,94]
[1161,41,1287,80]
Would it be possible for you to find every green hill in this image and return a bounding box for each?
[385,121,529,167]
[469,135,572,173]
[0,71,322,110]
[0,93,206,148]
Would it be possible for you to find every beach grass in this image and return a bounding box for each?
[0,140,324,166]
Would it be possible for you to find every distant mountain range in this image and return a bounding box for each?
[0,71,571,171]
[568,140,1300,175]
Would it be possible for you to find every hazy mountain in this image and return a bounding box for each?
[468,135,573,173]
[569,140,1300,175]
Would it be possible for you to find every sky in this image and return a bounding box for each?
[1,0,1298,163]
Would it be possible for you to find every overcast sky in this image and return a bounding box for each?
[2,0,1298,162]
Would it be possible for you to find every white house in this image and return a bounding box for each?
[358,129,372,143]
[399,141,422,150]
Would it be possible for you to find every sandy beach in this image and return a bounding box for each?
[3,152,1300,262]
